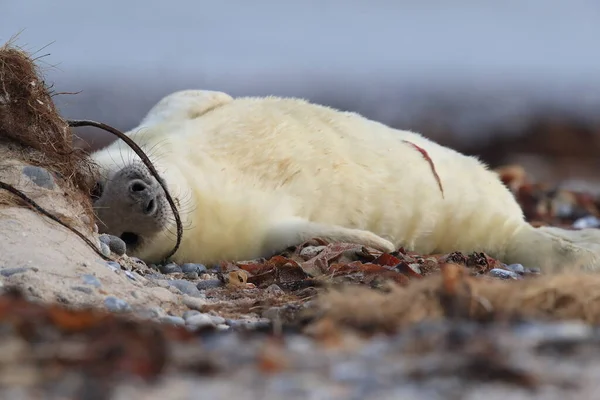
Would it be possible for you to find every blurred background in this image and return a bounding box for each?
[2,0,600,190]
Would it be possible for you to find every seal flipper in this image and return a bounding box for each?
[262,217,396,255]
[503,224,600,272]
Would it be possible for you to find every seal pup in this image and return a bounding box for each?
[90,90,600,271]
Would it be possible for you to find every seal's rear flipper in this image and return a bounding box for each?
[504,224,600,272]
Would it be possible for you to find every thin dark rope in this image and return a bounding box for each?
[67,119,183,262]
[0,181,112,261]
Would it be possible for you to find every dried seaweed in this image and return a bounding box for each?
[0,41,95,207]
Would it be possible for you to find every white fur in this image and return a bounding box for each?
[91,90,600,271]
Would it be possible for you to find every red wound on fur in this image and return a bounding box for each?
[402,140,444,198]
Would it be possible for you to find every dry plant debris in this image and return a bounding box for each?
[0,41,95,202]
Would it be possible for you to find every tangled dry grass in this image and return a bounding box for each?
[0,40,96,224]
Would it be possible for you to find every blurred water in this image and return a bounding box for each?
[2,0,600,145]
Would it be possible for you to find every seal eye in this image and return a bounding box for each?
[91,181,104,201]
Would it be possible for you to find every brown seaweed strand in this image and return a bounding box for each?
[67,119,183,263]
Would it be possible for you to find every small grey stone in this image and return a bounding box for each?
[104,296,131,313]
[182,295,209,311]
[105,261,121,273]
[182,310,201,320]
[99,235,111,245]
[196,279,223,290]
[186,313,216,329]
[22,166,55,189]
[167,279,204,297]
[216,324,230,331]
[160,316,185,326]
[135,310,157,320]
[81,274,101,287]
[0,267,30,277]
[71,286,93,294]
[505,263,525,274]
[265,284,285,296]
[108,237,126,256]
[226,318,271,330]
[159,263,182,274]
[573,215,600,229]
[489,268,520,280]
[184,272,199,280]
[181,263,207,274]
[100,234,127,256]
[146,273,167,282]
[80,214,91,226]
[299,245,326,260]
[209,315,226,325]
[100,242,111,257]
[124,271,137,281]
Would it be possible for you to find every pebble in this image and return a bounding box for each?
[196,279,223,290]
[264,284,285,296]
[182,295,209,311]
[104,296,131,313]
[505,263,525,274]
[71,286,93,294]
[105,261,121,273]
[151,279,171,289]
[100,242,111,257]
[299,245,326,260]
[0,267,31,277]
[159,316,186,326]
[159,263,182,274]
[149,286,177,303]
[209,314,226,325]
[181,263,207,274]
[489,268,520,280]
[22,166,55,189]
[216,324,230,331]
[183,310,201,320]
[515,321,594,343]
[573,215,600,229]
[184,272,199,280]
[100,234,127,256]
[135,307,166,320]
[124,271,137,281]
[186,313,216,329]
[226,318,271,330]
[81,274,102,287]
[167,279,205,297]
[99,235,111,246]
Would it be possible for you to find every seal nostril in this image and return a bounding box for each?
[145,199,156,215]
[120,232,140,247]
